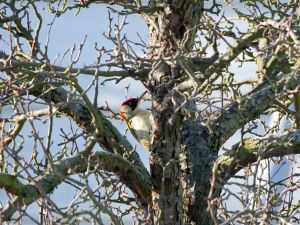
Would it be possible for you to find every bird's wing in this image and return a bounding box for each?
[126,120,150,151]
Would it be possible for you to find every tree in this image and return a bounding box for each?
[0,0,300,224]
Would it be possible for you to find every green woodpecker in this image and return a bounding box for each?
[119,91,151,151]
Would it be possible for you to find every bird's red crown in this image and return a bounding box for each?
[119,98,138,120]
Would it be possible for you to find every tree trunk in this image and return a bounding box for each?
[150,95,217,224]
[144,1,214,224]
[179,118,217,224]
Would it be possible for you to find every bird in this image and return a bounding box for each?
[119,91,151,151]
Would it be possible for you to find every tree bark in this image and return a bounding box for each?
[179,118,217,225]
[144,1,218,224]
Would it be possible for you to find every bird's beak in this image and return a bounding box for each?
[137,91,147,106]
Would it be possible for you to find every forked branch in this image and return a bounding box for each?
[215,130,300,184]
[1,151,151,221]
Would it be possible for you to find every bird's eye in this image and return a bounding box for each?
[128,102,132,106]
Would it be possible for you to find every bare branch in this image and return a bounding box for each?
[0,53,149,79]
[1,151,151,221]
[209,71,300,151]
[196,26,265,94]
[49,0,162,16]
[0,51,150,182]
[27,86,150,182]
[0,173,26,196]
[215,130,300,183]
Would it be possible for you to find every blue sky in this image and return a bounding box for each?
[0,4,151,224]
[2,1,296,224]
